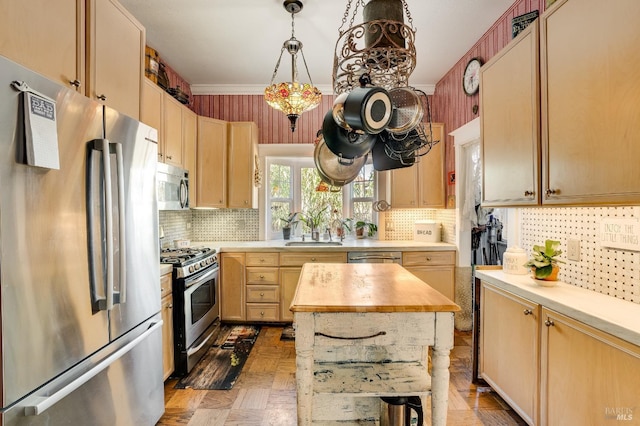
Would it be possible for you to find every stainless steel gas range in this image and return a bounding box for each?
[161,247,221,376]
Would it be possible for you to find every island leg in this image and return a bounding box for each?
[294,312,314,425]
[431,312,455,426]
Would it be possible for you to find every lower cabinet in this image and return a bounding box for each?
[481,281,640,426]
[480,282,539,425]
[220,253,246,321]
[245,252,280,321]
[280,267,302,322]
[402,251,455,300]
[160,271,174,381]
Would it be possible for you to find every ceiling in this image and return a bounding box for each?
[119,0,515,95]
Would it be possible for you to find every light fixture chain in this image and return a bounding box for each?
[300,48,314,86]
[291,9,295,39]
[268,47,286,85]
[402,0,415,30]
[338,0,353,34]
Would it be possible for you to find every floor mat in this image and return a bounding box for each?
[174,325,261,390]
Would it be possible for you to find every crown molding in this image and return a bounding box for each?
[190,83,436,96]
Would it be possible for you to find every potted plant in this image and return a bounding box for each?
[524,239,564,282]
[280,212,299,240]
[355,221,378,239]
[301,207,327,241]
[336,218,353,239]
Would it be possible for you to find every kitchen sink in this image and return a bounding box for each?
[284,241,343,246]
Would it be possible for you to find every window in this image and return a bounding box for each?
[265,157,376,240]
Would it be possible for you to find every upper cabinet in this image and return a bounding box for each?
[481,0,640,206]
[227,122,259,209]
[197,116,228,209]
[183,108,198,204]
[141,78,164,161]
[390,123,445,209]
[541,0,640,205]
[480,21,540,207]
[0,0,144,120]
[0,0,84,88]
[87,0,144,119]
[162,94,184,167]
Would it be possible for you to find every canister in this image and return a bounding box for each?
[503,246,529,275]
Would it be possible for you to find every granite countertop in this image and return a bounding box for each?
[475,269,640,347]
[291,263,460,313]
[192,239,457,253]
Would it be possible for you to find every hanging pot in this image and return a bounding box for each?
[332,92,352,130]
[343,87,392,134]
[386,87,424,135]
[322,110,376,159]
[371,131,415,171]
[314,133,367,187]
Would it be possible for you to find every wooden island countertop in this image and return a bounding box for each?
[290,262,460,313]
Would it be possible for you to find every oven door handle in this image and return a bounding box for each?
[184,266,219,290]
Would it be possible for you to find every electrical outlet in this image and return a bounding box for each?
[567,239,581,261]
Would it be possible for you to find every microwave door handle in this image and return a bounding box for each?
[99,139,115,311]
[113,142,126,304]
[179,179,188,208]
[86,142,107,312]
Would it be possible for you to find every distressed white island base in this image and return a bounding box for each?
[290,263,460,425]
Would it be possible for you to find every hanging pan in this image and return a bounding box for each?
[386,87,424,135]
[342,86,392,134]
[371,131,415,172]
[322,110,376,159]
[314,133,367,187]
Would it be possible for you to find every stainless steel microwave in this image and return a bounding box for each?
[157,162,189,210]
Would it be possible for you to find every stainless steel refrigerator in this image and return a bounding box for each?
[0,55,164,425]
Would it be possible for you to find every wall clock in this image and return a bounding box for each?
[463,57,482,96]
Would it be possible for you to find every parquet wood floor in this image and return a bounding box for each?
[158,326,526,425]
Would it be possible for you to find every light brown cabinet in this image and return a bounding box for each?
[540,308,640,425]
[87,0,144,119]
[245,253,280,322]
[480,21,540,207]
[390,123,445,208]
[182,108,198,204]
[162,94,184,168]
[227,122,259,209]
[141,78,164,162]
[481,0,640,206]
[402,251,455,300]
[0,0,83,89]
[480,282,539,425]
[160,271,174,381]
[0,0,144,119]
[196,117,228,208]
[220,253,246,321]
[279,267,302,322]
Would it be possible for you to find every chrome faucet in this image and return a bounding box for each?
[326,227,332,242]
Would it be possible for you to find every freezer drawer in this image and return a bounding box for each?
[2,316,164,426]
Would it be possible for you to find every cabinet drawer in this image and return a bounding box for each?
[246,268,279,284]
[246,304,279,321]
[160,272,172,299]
[402,251,455,266]
[246,252,279,267]
[246,285,280,303]
[280,252,347,267]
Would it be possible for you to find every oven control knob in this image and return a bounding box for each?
[195,263,200,270]
[200,260,206,267]
[189,265,194,273]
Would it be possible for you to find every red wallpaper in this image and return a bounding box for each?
[432,0,545,205]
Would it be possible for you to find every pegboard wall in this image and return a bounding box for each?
[383,209,456,244]
[520,206,640,304]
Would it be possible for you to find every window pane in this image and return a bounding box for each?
[270,201,292,232]
[353,201,373,223]
[270,164,291,198]
[300,167,343,232]
[352,163,375,198]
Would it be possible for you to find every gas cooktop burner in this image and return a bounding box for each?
[160,246,218,279]
[160,247,213,262]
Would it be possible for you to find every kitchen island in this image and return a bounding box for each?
[290,263,460,425]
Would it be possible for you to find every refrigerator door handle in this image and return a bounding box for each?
[100,138,115,311]
[23,320,163,416]
[86,142,107,312]
[113,141,127,304]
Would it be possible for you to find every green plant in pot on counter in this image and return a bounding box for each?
[280,212,299,240]
[300,206,327,241]
[524,239,564,280]
[355,221,378,238]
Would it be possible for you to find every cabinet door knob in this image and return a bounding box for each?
[545,318,555,327]
[259,275,265,279]
[524,190,534,197]
[545,188,557,196]
[425,257,431,261]
[260,311,265,316]
[69,79,81,88]
[523,309,533,315]
[97,94,107,101]
[166,155,173,160]
[260,292,265,296]
[311,257,317,261]
[244,200,249,204]
[167,304,173,309]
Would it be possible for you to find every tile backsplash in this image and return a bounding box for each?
[519,206,639,304]
[384,208,456,244]
[191,209,259,241]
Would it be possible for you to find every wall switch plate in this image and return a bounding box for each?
[567,239,581,261]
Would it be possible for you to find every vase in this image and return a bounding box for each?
[282,227,291,240]
[532,265,560,286]
[356,227,365,239]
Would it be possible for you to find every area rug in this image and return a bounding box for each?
[174,325,261,390]
[280,324,295,341]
